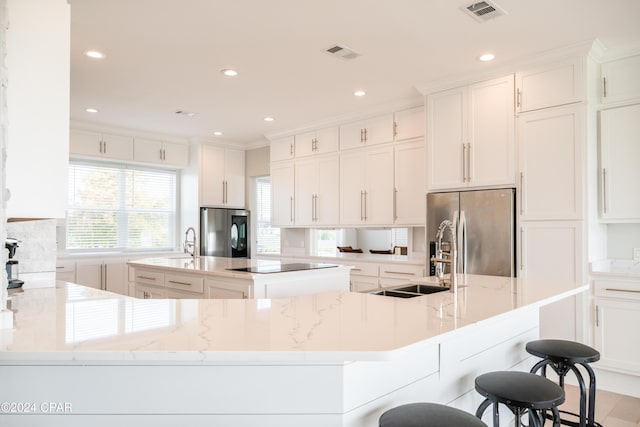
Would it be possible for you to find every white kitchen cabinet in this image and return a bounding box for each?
[134,283,167,299]
[518,104,584,221]
[379,263,425,288]
[593,277,640,375]
[75,258,128,295]
[339,114,394,150]
[601,54,640,106]
[599,104,640,221]
[270,136,295,162]
[199,145,245,208]
[70,129,134,161]
[347,262,379,292]
[394,140,426,225]
[394,106,425,142]
[270,161,295,227]
[55,260,75,282]
[295,155,339,226]
[515,56,584,112]
[518,221,583,285]
[6,0,69,219]
[205,279,250,299]
[134,138,189,167]
[340,145,394,226]
[427,75,515,190]
[294,126,339,158]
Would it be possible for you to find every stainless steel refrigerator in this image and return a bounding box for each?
[427,188,516,277]
[200,208,250,258]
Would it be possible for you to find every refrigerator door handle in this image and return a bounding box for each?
[460,210,467,275]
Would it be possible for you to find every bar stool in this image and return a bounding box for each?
[526,339,601,427]
[475,371,565,427]
[379,402,488,427]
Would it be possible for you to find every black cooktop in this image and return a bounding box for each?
[227,263,338,274]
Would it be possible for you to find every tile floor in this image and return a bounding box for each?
[557,385,640,427]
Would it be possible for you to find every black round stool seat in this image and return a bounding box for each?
[380,402,488,427]
[475,371,565,427]
[526,339,600,364]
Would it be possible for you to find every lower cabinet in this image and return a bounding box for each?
[205,279,250,299]
[348,262,379,292]
[74,258,128,295]
[345,261,426,292]
[593,279,640,375]
[135,283,167,299]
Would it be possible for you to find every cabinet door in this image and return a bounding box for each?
[516,56,584,112]
[394,106,425,142]
[101,133,134,160]
[518,105,584,220]
[294,158,317,226]
[427,86,466,190]
[199,145,225,206]
[364,146,394,225]
[350,275,379,292]
[75,262,103,290]
[364,114,394,146]
[339,120,365,150]
[340,151,366,225]
[105,261,127,295]
[271,162,295,226]
[294,131,315,158]
[601,54,640,105]
[600,104,640,221]
[135,283,166,299]
[162,141,189,167]
[224,148,245,208]
[394,140,426,225]
[594,298,640,374]
[468,75,515,187]
[314,126,339,155]
[270,136,295,161]
[134,138,164,164]
[518,221,583,286]
[315,155,340,225]
[70,129,102,156]
[206,285,247,299]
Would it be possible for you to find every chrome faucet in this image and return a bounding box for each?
[430,219,458,293]
[183,227,198,259]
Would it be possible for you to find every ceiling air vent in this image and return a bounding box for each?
[323,44,360,60]
[462,1,507,22]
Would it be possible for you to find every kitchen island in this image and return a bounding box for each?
[128,256,351,299]
[0,275,587,426]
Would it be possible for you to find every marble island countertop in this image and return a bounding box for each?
[0,274,587,364]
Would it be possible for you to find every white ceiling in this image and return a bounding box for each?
[69,0,640,146]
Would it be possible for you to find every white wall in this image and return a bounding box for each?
[607,224,640,260]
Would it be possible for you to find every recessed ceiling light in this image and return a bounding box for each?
[85,108,99,113]
[85,50,105,59]
[479,53,495,62]
[354,90,366,97]
[213,131,223,136]
[264,117,274,122]
[221,69,238,77]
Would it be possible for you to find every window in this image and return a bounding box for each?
[312,229,337,256]
[67,161,176,252]
[255,176,280,254]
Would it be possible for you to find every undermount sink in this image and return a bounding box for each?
[370,283,449,298]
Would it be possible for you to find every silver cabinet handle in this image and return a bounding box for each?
[360,129,364,143]
[360,191,364,220]
[103,264,107,291]
[462,144,467,182]
[605,288,640,294]
[290,196,294,223]
[290,143,294,156]
[602,168,608,214]
[168,280,191,286]
[520,172,525,214]
[103,141,107,154]
[159,148,163,160]
[364,191,368,220]
[516,88,522,108]
[137,275,156,281]
[393,121,398,139]
[393,188,397,221]
[603,77,607,98]
[364,128,368,143]
[520,227,525,271]
[314,194,318,221]
[383,271,414,275]
[467,143,472,182]
[595,305,599,327]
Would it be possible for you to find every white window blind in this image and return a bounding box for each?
[255,176,280,254]
[67,161,176,251]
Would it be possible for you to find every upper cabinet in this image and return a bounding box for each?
[339,114,394,150]
[134,138,188,167]
[394,140,426,225]
[270,162,295,227]
[70,129,134,161]
[427,74,515,191]
[294,127,338,158]
[6,0,70,219]
[393,106,425,142]
[515,57,584,113]
[600,104,640,222]
[199,145,245,208]
[294,155,340,226]
[270,136,295,162]
[601,54,640,106]
[518,104,584,221]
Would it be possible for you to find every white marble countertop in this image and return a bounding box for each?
[590,259,640,279]
[260,252,427,266]
[0,274,586,364]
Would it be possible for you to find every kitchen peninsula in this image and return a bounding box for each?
[128,256,351,299]
[0,274,586,427]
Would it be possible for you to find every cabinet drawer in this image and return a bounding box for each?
[347,262,379,277]
[380,277,413,289]
[166,288,203,299]
[134,269,164,286]
[165,273,204,294]
[379,263,424,279]
[594,279,640,300]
